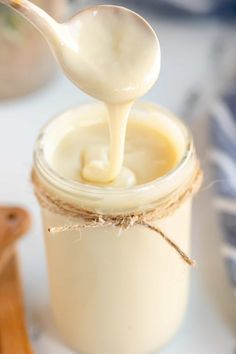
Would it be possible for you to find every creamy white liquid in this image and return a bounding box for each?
[82,102,134,184]
[52,105,179,188]
[63,6,160,104]
[61,6,160,184]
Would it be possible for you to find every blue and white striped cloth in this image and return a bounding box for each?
[125,0,236,16]
[76,0,236,16]
[210,82,236,288]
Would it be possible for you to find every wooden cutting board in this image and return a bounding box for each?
[0,206,33,354]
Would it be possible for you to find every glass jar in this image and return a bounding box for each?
[33,102,197,354]
[0,0,66,99]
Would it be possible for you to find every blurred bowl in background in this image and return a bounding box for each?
[0,0,67,99]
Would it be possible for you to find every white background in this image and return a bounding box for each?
[0,7,236,354]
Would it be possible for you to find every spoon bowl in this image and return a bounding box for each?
[60,5,160,103]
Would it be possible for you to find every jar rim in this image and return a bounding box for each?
[33,101,195,206]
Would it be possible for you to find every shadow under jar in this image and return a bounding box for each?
[33,102,198,354]
[0,0,66,99]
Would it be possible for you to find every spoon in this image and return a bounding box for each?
[0,0,160,103]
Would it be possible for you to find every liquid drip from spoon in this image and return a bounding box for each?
[82,102,133,184]
[1,1,161,185]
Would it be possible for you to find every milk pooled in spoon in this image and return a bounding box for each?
[62,6,160,103]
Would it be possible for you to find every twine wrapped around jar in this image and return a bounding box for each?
[32,163,203,266]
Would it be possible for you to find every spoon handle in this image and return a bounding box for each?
[0,0,61,48]
[0,207,31,275]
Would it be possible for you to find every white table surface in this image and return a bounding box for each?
[0,11,236,354]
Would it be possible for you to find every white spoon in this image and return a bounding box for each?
[0,0,160,103]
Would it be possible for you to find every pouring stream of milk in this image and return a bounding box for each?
[1,1,160,185]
